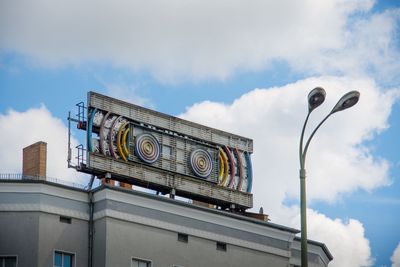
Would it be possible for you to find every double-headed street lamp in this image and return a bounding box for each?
[299,87,360,267]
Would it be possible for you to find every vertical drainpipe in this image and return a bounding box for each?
[287,232,297,265]
[88,191,94,267]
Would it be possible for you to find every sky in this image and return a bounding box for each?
[0,0,399,266]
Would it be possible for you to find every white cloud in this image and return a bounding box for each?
[97,78,155,109]
[392,243,400,267]
[105,84,152,108]
[0,0,398,82]
[181,76,396,205]
[270,205,373,266]
[293,209,373,267]
[0,105,87,185]
[310,211,372,267]
[180,76,399,266]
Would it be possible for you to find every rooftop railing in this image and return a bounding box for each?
[0,173,87,190]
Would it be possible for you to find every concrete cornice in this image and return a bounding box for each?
[94,187,297,242]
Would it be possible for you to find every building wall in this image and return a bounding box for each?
[0,181,332,267]
[91,187,297,267]
[92,218,107,267]
[291,238,332,267]
[0,182,89,267]
[0,212,39,266]
[0,211,88,267]
[100,216,289,267]
[37,213,88,267]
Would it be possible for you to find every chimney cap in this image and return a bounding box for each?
[23,141,47,150]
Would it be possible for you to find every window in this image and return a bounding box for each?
[59,216,71,224]
[216,242,227,251]
[177,233,188,243]
[131,258,151,267]
[0,256,17,267]
[54,251,74,267]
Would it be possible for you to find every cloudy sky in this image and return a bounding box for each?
[1,0,399,266]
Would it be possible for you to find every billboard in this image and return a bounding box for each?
[77,92,253,209]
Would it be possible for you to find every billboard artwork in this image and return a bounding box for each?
[80,92,253,209]
[87,107,253,192]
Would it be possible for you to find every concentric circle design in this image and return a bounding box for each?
[218,147,229,186]
[135,133,160,164]
[190,149,213,178]
[117,122,130,161]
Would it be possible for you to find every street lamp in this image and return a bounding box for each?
[299,88,360,267]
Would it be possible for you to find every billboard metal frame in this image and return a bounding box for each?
[71,91,253,210]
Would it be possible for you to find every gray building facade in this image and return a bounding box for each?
[0,179,332,267]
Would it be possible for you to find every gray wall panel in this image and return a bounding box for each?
[103,217,289,267]
[0,213,88,266]
[0,212,39,267]
[93,217,107,267]
[37,212,88,267]
[95,198,289,251]
[0,192,88,215]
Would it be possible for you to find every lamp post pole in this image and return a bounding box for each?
[299,88,360,267]
[300,166,308,267]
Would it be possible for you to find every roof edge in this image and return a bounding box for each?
[294,236,333,261]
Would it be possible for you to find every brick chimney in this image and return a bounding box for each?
[22,141,47,178]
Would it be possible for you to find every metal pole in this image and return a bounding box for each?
[88,191,94,267]
[299,114,309,267]
[300,167,308,267]
[298,88,359,266]
[299,112,331,267]
[67,112,72,168]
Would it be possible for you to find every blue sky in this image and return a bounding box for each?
[1,1,400,266]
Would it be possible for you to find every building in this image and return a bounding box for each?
[0,141,332,267]
[0,178,332,267]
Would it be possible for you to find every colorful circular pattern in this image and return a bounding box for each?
[218,147,229,187]
[135,133,160,164]
[190,149,213,178]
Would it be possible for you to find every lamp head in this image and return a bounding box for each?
[308,87,326,112]
[331,91,360,114]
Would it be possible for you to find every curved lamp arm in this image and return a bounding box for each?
[299,112,311,169]
[301,112,332,169]
[299,87,326,169]
[300,90,360,169]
